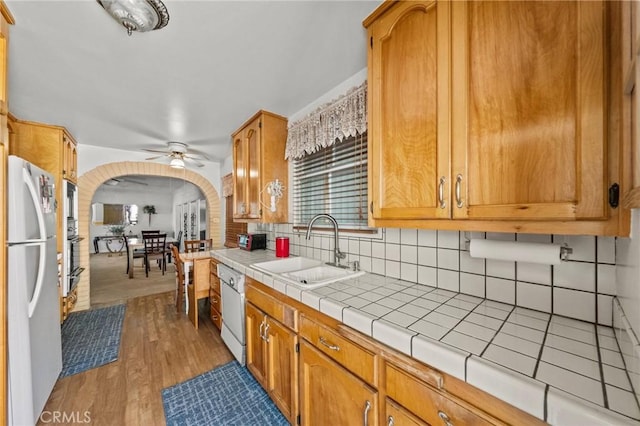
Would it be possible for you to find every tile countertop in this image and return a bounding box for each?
[211,248,640,425]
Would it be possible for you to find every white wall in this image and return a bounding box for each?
[617,209,640,338]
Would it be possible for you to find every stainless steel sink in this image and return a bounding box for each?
[250,256,364,289]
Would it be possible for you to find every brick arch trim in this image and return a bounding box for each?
[74,161,221,311]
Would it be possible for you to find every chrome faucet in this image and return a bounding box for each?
[305,214,346,267]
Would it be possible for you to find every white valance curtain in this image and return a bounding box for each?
[285,81,367,160]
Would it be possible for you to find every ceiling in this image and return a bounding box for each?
[6,0,378,165]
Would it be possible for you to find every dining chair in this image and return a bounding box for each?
[184,239,213,253]
[143,233,167,277]
[166,230,183,264]
[141,230,161,239]
[171,244,186,313]
[124,235,145,274]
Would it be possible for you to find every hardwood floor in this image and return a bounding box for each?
[39,292,233,425]
[90,253,176,309]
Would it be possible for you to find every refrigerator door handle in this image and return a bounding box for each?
[23,167,47,241]
[22,241,47,318]
[15,241,47,318]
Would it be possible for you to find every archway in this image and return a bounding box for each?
[76,161,221,311]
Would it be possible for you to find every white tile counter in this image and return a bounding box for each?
[212,248,640,425]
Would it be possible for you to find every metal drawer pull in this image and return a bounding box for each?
[363,400,371,426]
[319,336,340,351]
[438,410,453,426]
[259,320,265,340]
[387,415,395,426]
[455,174,463,208]
[438,176,446,209]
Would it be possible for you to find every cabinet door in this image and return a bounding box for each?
[300,341,378,426]
[368,1,451,222]
[385,399,428,426]
[233,132,247,218]
[451,1,607,220]
[245,303,267,387]
[245,117,262,219]
[266,318,298,423]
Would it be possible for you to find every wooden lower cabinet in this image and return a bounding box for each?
[245,302,298,423]
[209,259,222,330]
[299,340,378,426]
[245,279,545,426]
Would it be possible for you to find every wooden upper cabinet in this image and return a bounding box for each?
[367,1,450,221]
[232,110,288,223]
[9,120,78,251]
[365,0,629,236]
[63,133,78,184]
[451,1,606,221]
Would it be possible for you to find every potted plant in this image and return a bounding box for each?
[143,205,156,226]
[107,223,126,236]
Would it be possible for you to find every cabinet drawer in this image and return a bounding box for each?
[210,305,222,330]
[246,284,297,331]
[210,272,220,294]
[209,288,221,313]
[386,363,500,426]
[300,315,377,386]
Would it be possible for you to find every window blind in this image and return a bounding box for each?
[293,132,369,230]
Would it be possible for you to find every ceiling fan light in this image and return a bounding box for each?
[170,157,185,169]
[97,0,170,36]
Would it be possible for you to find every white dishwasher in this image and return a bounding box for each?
[217,263,246,365]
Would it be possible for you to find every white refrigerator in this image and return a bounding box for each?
[6,156,62,426]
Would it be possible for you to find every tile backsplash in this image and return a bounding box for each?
[251,223,618,327]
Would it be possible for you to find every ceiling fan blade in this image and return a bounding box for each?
[184,153,210,162]
[145,155,168,161]
[142,148,170,154]
[184,157,205,168]
[123,179,149,186]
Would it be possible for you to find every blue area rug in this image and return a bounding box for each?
[162,361,289,426]
[60,304,126,378]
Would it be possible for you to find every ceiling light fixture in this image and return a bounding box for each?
[97,0,170,36]
[170,157,185,169]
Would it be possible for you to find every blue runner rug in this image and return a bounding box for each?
[60,304,126,378]
[162,361,289,426]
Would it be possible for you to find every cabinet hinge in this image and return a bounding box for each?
[370,36,373,49]
[369,201,373,214]
[295,343,300,353]
[259,121,262,129]
[296,414,301,425]
[609,183,620,208]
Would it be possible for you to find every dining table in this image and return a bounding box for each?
[126,237,179,279]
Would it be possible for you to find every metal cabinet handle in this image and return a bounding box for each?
[319,336,340,351]
[363,401,371,426]
[438,176,446,209]
[455,174,464,208]
[259,320,265,340]
[438,410,453,426]
[263,323,270,343]
[387,415,395,426]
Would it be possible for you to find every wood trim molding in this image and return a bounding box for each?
[623,186,640,209]
[0,1,14,25]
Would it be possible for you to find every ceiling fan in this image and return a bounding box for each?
[104,177,149,186]
[143,141,209,168]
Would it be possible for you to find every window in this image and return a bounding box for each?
[293,132,370,231]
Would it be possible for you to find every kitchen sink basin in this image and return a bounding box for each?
[251,257,323,275]
[280,265,365,289]
[250,257,364,289]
